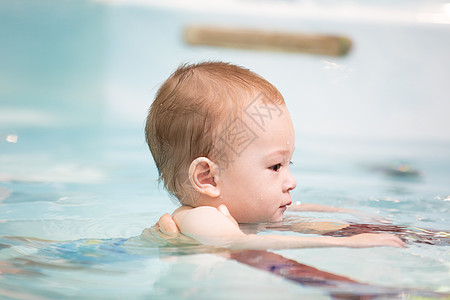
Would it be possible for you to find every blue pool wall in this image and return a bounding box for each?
[1,1,450,144]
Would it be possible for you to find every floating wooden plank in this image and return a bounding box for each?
[184,25,352,56]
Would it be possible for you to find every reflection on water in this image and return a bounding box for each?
[1,222,449,299]
[1,125,449,297]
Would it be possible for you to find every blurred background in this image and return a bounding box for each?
[0,0,449,239]
[1,0,450,140]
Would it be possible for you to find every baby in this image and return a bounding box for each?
[145,61,404,249]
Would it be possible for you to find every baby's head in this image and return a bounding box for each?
[146,62,296,222]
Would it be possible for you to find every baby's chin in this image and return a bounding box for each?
[240,214,283,224]
[266,211,284,223]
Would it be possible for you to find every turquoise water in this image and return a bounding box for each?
[1,126,449,298]
[1,0,450,298]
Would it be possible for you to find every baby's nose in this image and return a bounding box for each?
[284,171,297,192]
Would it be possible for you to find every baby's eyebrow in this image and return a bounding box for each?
[263,149,291,160]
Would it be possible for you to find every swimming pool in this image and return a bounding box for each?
[1,0,449,298]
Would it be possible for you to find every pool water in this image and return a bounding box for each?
[0,126,449,299]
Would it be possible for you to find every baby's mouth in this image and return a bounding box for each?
[280,200,292,208]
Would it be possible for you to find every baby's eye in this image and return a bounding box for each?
[269,163,282,172]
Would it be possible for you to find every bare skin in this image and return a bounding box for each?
[148,204,404,250]
[147,103,404,250]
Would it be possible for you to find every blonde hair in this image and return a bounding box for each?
[145,61,284,203]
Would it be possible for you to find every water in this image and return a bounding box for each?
[1,126,449,298]
[1,0,449,298]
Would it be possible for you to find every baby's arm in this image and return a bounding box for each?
[173,205,404,250]
[288,203,390,224]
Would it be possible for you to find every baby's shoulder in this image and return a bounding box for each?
[173,205,224,223]
[172,205,244,244]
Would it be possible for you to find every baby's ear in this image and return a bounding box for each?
[188,157,220,198]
